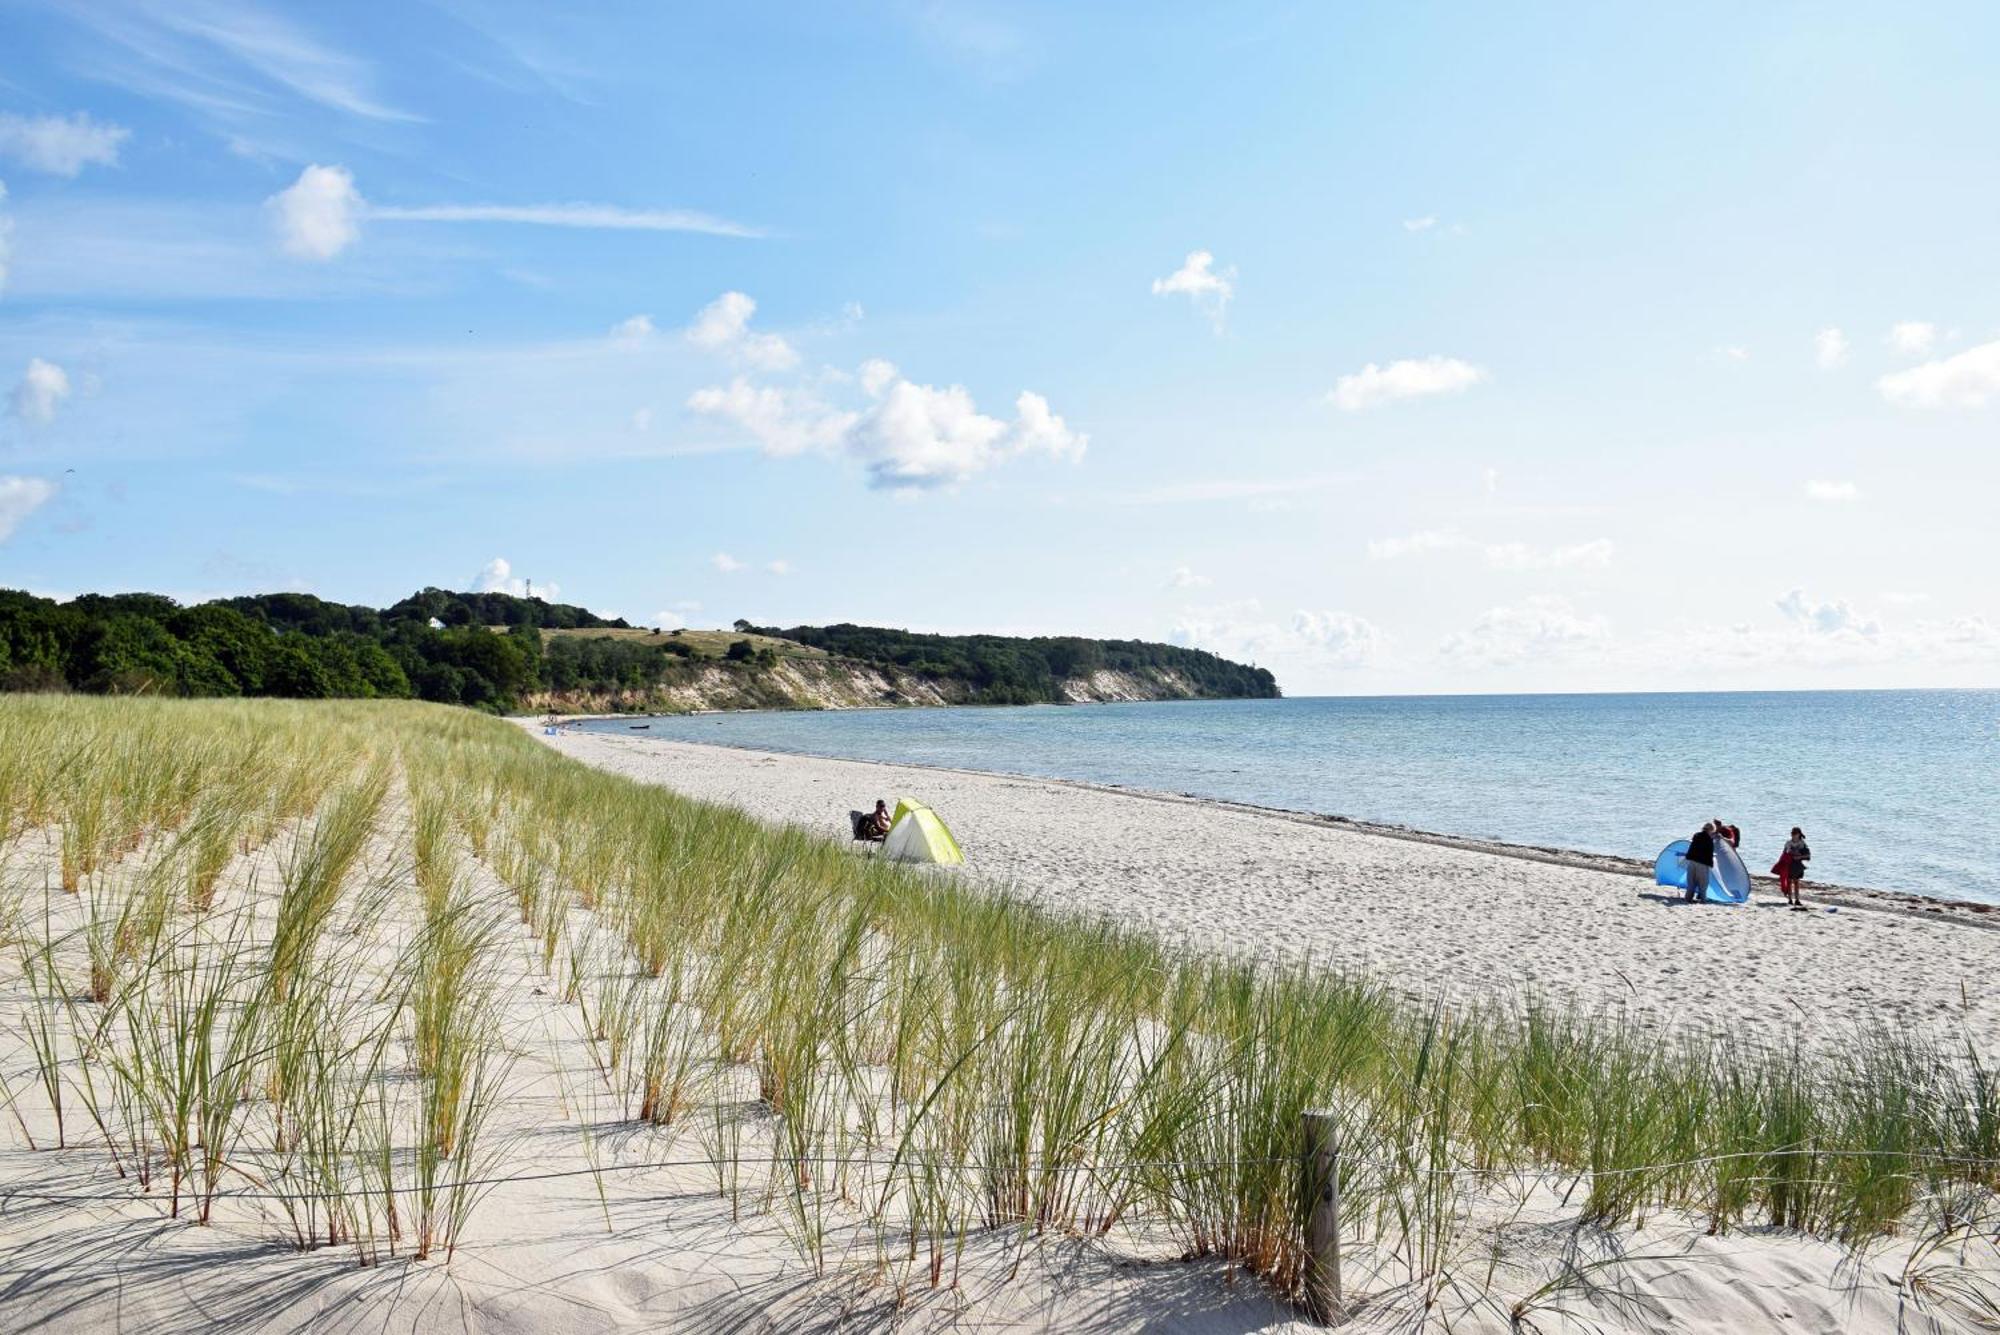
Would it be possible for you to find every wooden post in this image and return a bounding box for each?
[1302,1109,1343,1324]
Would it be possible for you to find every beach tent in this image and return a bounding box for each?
[1653,838,1751,904]
[882,798,965,865]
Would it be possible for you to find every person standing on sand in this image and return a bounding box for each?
[1774,827,1811,910]
[1685,822,1717,904]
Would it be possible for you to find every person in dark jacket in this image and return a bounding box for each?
[1774,827,1811,909]
[1684,823,1717,904]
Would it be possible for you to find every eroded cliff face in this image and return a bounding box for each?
[1056,668,1199,703]
[521,658,1209,715]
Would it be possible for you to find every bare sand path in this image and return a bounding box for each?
[543,729,2000,1054]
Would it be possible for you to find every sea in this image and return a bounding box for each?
[574,690,2000,904]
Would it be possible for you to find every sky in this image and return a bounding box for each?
[1,0,1997,696]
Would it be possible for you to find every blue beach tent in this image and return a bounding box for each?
[1654,837,1751,904]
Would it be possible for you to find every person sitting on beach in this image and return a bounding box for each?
[1685,823,1717,904]
[1774,827,1811,910]
[867,799,892,838]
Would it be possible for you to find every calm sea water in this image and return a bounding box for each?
[576,691,2000,904]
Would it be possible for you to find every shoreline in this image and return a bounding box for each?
[554,722,2000,931]
[536,725,2000,1053]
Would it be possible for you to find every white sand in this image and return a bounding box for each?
[543,730,2000,1053]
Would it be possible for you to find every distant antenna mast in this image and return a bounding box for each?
[526,579,533,599]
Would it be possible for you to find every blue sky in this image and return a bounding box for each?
[2,1,1997,694]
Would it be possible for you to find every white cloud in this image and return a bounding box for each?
[648,610,686,631]
[0,112,130,177]
[629,406,654,432]
[685,291,797,370]
[688,346,1085,491]
[1150,249,1234,328]
[1289,610,1387,668]
[1171,599,1385,671]
[143,4,418,122]
[1441,596,1609,666]
[1401,215,1437,232]
[370,202,760,239]
[1775,588,1879,637]
[1367,529,1468,561]
[1168,565,1212,589]
[0,476,56,541]
[269,165,762,261]
[686,378,857,457]
[9,358,71,424]
[471,556,557,601]
[765,559,791,576]
[1367,530,1612,570]
[1804,479,1859,503]
[1329,356,1487,411]
[1882,591,1930,606]
[1814,326,1849,369]
[0,180,11,293]
[859,357,897,397]
[1482,538,1615,571]
[1878,340,2000,409]
[710,552,744,574]
[609,313,655,342]
[1715,345,1751,364]
[849,373,1085,489]
[1888,321,1936,357]
[267,163,362,260]
[1481,467,1500,495]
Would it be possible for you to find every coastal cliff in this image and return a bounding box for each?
[519,657,1220,715]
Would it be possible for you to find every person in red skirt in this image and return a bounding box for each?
[1772,827,1811,909]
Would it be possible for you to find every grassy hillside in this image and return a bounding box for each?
[538,626,825,660]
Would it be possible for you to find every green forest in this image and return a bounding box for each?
[0,587,1279,712]
[740,622,1280,705]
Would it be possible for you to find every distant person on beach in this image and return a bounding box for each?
[1685,823,1717,904]
[867,799,892,838]
[1713,817,1740,848]
[1774,827,1811,910]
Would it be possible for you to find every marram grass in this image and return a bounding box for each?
[0,695,1996,1313]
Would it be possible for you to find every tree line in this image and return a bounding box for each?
[0,587,1279,712]
[0,587,674,711]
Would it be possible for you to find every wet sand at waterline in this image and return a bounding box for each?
[543,728,2000,1053]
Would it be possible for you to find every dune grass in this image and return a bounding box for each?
[0,694,1996,1318]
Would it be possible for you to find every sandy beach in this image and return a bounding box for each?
[544,728,2000,1053]
[4,706,1996,1335]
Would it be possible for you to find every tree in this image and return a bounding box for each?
[725,638,756,662]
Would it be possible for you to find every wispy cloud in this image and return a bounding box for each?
[1108,475,1345,507]
[0,112,130,176]
[1368,530,1614,570]
[1814,325,1849,369]
[1878,340,2000,409]
[1151,249,1235,330]
[9,358,71,425]
[1888,321,1937,358]
[0,476,58,542]
[64,1,418,133]
[267,164,764,260]
[1328,356,1487,411]
[1804,479,1859,503]
[369,202,764,238]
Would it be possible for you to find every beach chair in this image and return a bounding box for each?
[849,810,887,849]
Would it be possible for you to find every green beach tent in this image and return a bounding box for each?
[882,798,965,865]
